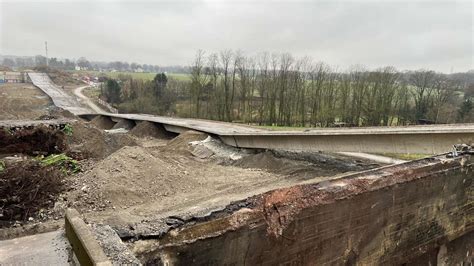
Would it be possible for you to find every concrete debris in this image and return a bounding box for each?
[105,128,129,134]
[189,136,252,161]
[91,224,141,265]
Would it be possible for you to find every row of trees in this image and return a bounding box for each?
[101,72,180,115]
[1,56,165,73]
[100,50,473,127]
[187,50,470,126]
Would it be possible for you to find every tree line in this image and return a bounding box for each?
[101,50,474,127]
[1,55,174,73]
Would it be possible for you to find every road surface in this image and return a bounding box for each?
[28,72,474,154]
[0,230,72,265]
[73,85,105,113]
[28,72,92,115]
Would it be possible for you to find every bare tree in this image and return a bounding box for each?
[190,50,208,117]
[409,70,436,121]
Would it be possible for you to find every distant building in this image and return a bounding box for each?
[0,72,27,83]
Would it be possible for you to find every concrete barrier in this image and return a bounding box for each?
[65,209,111,266]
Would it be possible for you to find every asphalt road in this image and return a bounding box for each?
[26,72,474,154]
[28,73,92,115]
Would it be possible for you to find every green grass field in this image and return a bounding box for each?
[256,125,312,131]
[71,70,191,81]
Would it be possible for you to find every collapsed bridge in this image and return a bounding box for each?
[2,72,470,265]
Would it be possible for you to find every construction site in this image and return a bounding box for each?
[0,72,472,265]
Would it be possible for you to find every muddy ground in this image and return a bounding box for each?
[0,116,380,240]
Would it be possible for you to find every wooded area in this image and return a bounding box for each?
[100,50,473,127]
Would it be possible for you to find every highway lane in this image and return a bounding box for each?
[28,72,92,115]
[28,72,474,154]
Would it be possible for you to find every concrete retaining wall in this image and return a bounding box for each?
[65,209,111,266]
[135,155,473,265]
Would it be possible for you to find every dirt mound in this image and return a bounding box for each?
[112,119,135,130]
[67,121,137,158]
[164,130,208,153]
[0,160,64,223]
[67,146,199,210]
[48,107,77,119]
[129,121,170,139]
[90,116,115,130]
[0,126,66,156]
[231,151,346,180]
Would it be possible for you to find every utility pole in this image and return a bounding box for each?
[45,41,49,67]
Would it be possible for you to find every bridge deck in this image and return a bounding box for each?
[27,72,474,154]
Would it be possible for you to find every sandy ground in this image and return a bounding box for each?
[0,83,53,120]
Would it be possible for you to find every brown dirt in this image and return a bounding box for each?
[231,150,375,180]
[67,121,137,159]
[0,121,380,239]
[47,69,83,87]
[0,160,64,225]
[63,143,306,229]
[66,145,193,210]
[90,115,116,130]
[129,121,172,139]
[0,83,52,120]
[48,107,77,119]
[112,119,135,130]
[0,126,66,156]
[163,130,208,153]
[58,130,366,231]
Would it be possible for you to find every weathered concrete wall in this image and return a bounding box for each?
[221,133,474,154]
[134,155,473,265]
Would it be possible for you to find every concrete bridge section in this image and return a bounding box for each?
[28,72,91,115]
[27,72,474,154]
[84,113,474,154]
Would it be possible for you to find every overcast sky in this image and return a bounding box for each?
[0,0,472,72]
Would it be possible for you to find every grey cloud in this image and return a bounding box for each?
[0,0,472,72]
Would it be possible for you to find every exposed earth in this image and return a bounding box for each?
[0,79,380,263]
[0,83,53,120]
[0,114,378,239]
[0,84,379,240]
